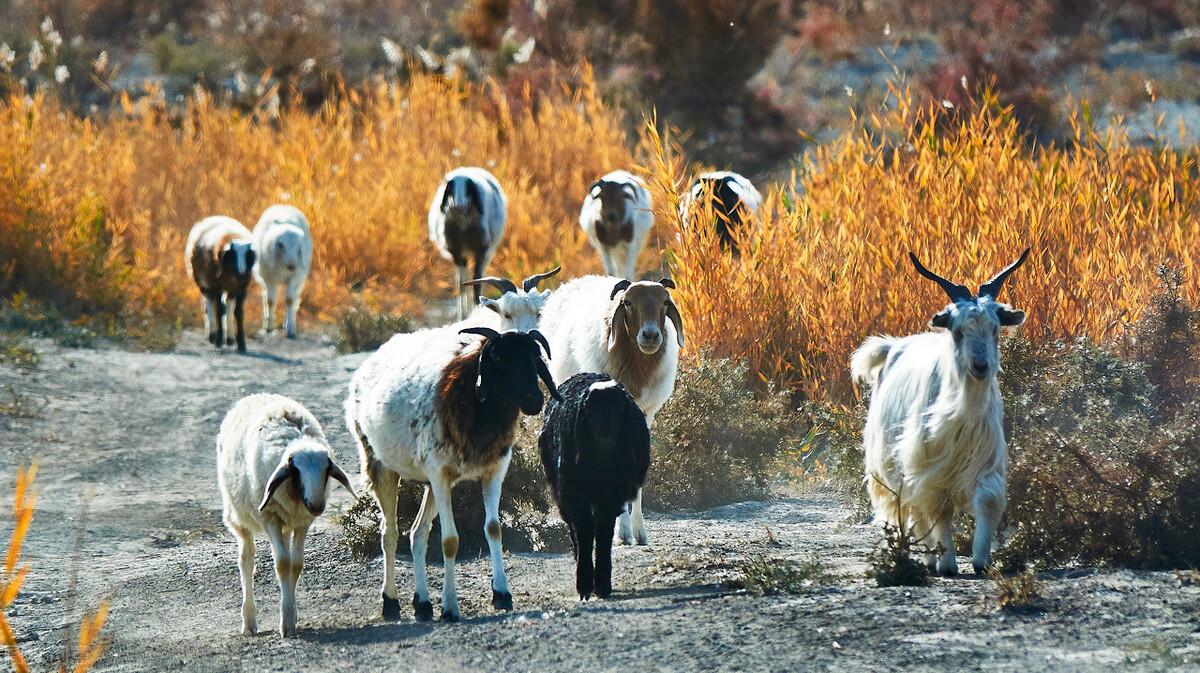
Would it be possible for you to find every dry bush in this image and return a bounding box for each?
[1,464,109,673]
[0,68,633,341]
[987,566,1045,613]
[733,553,835,596]
[642,89,1200,402]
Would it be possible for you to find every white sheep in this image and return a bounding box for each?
[428,167,508,320]
[345,325,559,622]
[185,216,256,352]
[851,250,1029,576]
[678,171,762,255]
[538,275,684,545]
[253,204,313,339]
[456,267,560,332]
[579,171,654,279]
[217,393,356,637]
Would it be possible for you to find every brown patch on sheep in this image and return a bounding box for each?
[442,535,459,560]
[605,283,674,400]
[435,347,519,469]
[593,181,635,247]
[190,231,252,294]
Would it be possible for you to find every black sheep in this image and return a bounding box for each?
[539,373,651,599]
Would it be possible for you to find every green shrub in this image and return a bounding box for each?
[734,553,835,595]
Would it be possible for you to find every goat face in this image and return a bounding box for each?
[933,299,1025,381]
[609,279,686,355]
[271,229,305,273]
[221,240,256,281]
[911,249,1030,381]
[590,180,636,245]
[461,328,560,414]
[480,291,549,332]
[259,443,356,516]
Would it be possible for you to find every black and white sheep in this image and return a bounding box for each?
[538,275,684,545]
[428,167,508,320]
[539,373,650,600]
[678,171,763,255]
[345,325,559,622]
[185,216,256,352]
[252,204,312,338]
[579,170,654,279]
[217,394,356,637]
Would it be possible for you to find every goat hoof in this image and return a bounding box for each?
[634,533,649,546]
[595,584,612,599]
[226,336,234,346]
[237,344,247,354]
[492,590,513,611]
[939,566,959,578]
[440,609,460,623]
[974,563,988,577]
[286,331,297,340]
[381,592,402,620]
[208,333,219,345]
[577,592,591,601]
[412,594,434,622]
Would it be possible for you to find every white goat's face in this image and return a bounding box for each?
[935,299,1025,381]
[272,230,305,272]
[480,289,550,332]
[259,441,356,516]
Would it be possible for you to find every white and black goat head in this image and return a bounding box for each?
[461,266,561,332]
[459,327,562,415]
[910,249,1030,381]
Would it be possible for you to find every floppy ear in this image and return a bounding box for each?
[466,180,484,213]
[479,296,500,313]
[327,460,357,499]
[608,302,627,352]
[620,183,638,200]
[666,299,685,347]
[259,459,295,511]
[439,182,453,212]
[930,307,954,330]
[588,180,602,197]
[658,277,676,289]
[475,342,493,402]
[997,306,1026,327]
[609,279,632,300]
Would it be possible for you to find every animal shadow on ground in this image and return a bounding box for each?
[296,621,434,645]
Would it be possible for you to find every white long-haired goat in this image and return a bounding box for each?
[850,249,1029,576]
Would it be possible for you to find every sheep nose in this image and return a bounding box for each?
[640,328,660,342]
[606,212,619,223]
[970,359,989,378]
[287,264,297,272]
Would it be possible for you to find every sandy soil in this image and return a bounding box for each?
[2,333,1199,672]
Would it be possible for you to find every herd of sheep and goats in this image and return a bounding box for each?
[189,166,1030,635]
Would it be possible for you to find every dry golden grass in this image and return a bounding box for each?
[0,464,109,672]
[0,67,634,332]
[650,89,1200,400]
[3,77,1199,402]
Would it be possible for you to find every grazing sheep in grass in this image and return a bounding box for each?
[539,275,684,545]
[851,249,1029,576]
[539,373,650,599]
[345,325,559,622]
[217,393,356,637]
[186,216,256,353]
[579,171,653,279]
[428,167,507,320]
[253,204,312,338]
[679,171,762,255]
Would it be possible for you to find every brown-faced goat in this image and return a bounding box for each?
[345,325,559,622]
[428,167,507,320]
[851,250,1029,576]
[579,171,654,279]
[185,216,256,353]
[538,275,684,545]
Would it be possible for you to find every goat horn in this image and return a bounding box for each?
[909,253,972,303]
[610,279,632,300]
[460,327,501,341]
[461,276,518,294]
[979,248,1031,299]
[528,329,552,360]
[521,266,561,293]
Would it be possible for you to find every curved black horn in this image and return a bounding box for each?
[609,279,632,300]
[658,277,676,289]
[528,329,552,360]
[459,327,501,341]
[909,253,972,303]
[461,276,518,294]
[521,266,561,293]
[979,248,1031,299]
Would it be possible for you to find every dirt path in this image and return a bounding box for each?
[2,334,1198,672]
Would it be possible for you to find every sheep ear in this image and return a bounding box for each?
[588,180,602,197]
[259,459,294,511]
[608,303,626,352]
[479,297,500,313]
[328,460,357,499]
[666,299,685,347]
[997,306,1026,327]
[930,307,954,330]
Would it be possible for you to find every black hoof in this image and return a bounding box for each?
[412,594,434,622]
[226,336,234,346]
[381,592,402,620]
[208,333,219,345]
[595,585,612,600]
[237,344,247,354]
[577,592,591,601]
[440,609,460,623]
[974,564,987,577]
[926,561,937,574]
[492,590,513,611]
[286,332,297,340]
[939,566,959,578]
